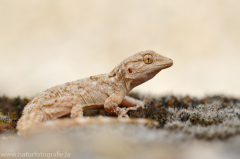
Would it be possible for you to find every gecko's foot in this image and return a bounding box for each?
[134,98,146,109]
[118,106,140,118]
[142,97,149,107]
[117,108,130,118]
[118,111,129,118]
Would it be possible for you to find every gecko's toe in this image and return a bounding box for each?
[143,97,148,105]
[126,107,137,111]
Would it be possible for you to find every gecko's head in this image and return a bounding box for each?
[124,50,173,89]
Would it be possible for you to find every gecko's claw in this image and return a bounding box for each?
[118,114,129,119]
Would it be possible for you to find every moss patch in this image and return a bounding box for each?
[1,94,240,140]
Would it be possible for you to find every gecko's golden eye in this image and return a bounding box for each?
[143,54,153,64]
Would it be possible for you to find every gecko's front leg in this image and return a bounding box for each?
[104,94,145,118]
[120,96,145,108]
[120,96,146,116]
[104,93,129,118]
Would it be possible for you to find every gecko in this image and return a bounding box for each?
[17,50,173,136]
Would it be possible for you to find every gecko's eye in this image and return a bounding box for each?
[143,54,153,64]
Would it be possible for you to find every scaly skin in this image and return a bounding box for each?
[17,50,173,136]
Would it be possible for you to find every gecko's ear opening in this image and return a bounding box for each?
[128,68,133,74]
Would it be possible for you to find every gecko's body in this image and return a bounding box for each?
[17,50,173,136]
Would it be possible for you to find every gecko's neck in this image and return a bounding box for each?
[108,63,131,93]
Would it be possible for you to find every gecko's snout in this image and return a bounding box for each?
[168,58,173,66]
[160,57,173,69]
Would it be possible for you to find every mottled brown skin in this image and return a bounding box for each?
[17,50,173,136]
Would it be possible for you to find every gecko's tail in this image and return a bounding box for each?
[17,117,159,136]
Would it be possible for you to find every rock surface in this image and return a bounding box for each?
[1,94,240,159]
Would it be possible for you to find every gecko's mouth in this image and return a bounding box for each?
[164,63,173,69]
[162,58,173,69]
[155,59,173,69]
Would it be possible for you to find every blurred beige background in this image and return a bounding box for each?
[0,0,239,97]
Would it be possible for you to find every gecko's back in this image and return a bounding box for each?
[28,73,118,109]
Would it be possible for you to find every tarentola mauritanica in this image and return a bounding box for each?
[17,50,173,136]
